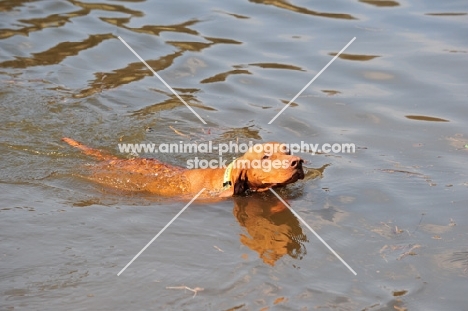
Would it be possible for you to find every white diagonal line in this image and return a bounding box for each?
[268,37,356,124]
[118,36,207,125]
[117,188,206,276]
[269,188,357,275]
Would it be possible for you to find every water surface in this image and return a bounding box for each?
[1,0,467,310]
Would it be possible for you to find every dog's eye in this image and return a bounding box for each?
[262,154,270,160]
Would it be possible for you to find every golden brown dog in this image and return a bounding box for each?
[62,137,304,197]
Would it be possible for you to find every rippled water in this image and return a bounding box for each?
[1,0,467,310]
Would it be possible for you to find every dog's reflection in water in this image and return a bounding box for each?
[233,194,308,266]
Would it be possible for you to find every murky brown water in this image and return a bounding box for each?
[1,0,467,310]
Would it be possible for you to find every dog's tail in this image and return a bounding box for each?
[62,137,117,161]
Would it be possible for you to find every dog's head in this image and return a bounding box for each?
[226,142,305,196]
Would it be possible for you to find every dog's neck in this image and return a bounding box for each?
[222,159,235,190]
[182,167,230,194]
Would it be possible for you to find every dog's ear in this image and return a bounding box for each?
[233,169,249,196]
[219,169,250,197]
[218,168,250,197]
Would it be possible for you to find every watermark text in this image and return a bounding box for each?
[117,141,355,156]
